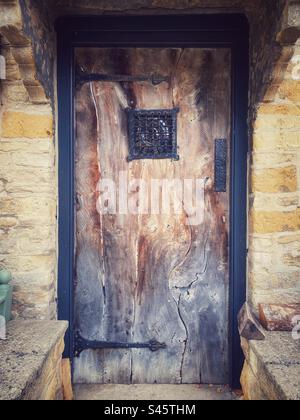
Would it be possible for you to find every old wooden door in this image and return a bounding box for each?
[74,48,231,385]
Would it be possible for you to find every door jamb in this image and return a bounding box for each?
[56,14,249,389]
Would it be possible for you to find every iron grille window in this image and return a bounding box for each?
[127,108,179,162]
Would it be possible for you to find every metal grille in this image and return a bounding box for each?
[127,108,179,161]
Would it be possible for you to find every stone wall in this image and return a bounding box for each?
[249,42,300,311]
[0,0,56,319]
[243,1,300,399]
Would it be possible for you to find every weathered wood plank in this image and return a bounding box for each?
[259,304,300,332]
[74,50,137,383]
[171,48,231,385]
[128,48,188,384]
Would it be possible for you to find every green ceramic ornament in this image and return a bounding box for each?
[0,270,12,322]
[0,269,12,285]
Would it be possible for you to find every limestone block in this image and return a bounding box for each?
[1,82,28,102]
[0,2,23,29]
[249,271,300,291]
[0,225,56,255]
[276,233,300,248]
[250,288,300,311]
[2,111,53,138]
[285,53,300,81]
[61,359,74,401]
[10,148,55,169]
[0,254,56,280]
[278,80,300,101]
[0,196,56,226]
[252,152,296,170]
[25,338,65,400]
[283,252,300,268]
[251,192,299,211]
[277,195,299,208]
[252,130,300,152]
[248,235,274,253]
[250,209,300,234]
[25,84,50,104]
[0,138,54,153]
[257,103,300,115]
[274,271,300,289]
[0,216,18,229]
[12,284,55,318]
[11,46,35,65]
[0,166,55,196]
[281,131,300,149]
[253,129,282,152]
[248,251,273,272]
[241,362,268,400]
[254,114,300,131]
[252,166,297,193]
[0,252,57,320]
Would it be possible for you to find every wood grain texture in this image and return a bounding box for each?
[74,48,231,385]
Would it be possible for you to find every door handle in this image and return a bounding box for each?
[215,139,227,192]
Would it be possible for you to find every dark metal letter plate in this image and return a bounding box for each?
[215,139,227,192]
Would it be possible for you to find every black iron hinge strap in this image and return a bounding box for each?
[75,333,167,358]
[76,67,169,88]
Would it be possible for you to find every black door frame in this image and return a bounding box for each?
[56,15,249,388]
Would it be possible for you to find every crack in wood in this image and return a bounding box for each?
[177,294,188,384]
[91,82,107,309]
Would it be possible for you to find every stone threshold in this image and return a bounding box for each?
[74,384,237,401]
[241,331,300,400]
[0,320,68,400]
